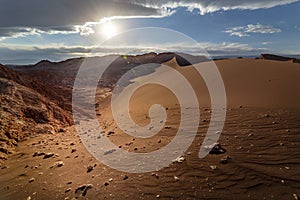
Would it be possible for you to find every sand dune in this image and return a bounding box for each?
[0,56,299,199]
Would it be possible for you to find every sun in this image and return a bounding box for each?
[101,21,118,39]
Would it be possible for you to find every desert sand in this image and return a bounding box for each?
[0,55,299,199]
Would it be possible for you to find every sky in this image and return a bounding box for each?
[0,0,299,64]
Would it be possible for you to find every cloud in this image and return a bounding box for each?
[225,23,282,37]
[0,0,296,40]
[0,0,298,28]
[0,24,98,40]
[129,0,299,15]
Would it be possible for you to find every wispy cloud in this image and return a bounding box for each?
[129,0,299,15]
[225,23,282,37]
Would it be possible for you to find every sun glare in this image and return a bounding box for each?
[101,21,118,39]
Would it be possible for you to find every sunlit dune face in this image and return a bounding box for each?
[101,21,118,39]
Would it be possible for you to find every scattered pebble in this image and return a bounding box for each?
[43,153,54,159]
[87,165,94,173]
[174,176,180,181]
[151,173,159,179]
[248,133,253,137]
[104,182,109,186]
[32,152,45,157]
[107,131,115,135]
[28,178,35,183]
[204,143,226,154]
[156,194,160,198]
[220,156,231,164]
[172,156,185,163]
[210,165,217,170]
[75,184,93,196]
[123,175,129,180]
[104,149,116,155]
[65,188,71,193]
[55,161,64,167]
[293,193,298,200]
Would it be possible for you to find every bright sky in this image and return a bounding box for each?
[0,0,299,64]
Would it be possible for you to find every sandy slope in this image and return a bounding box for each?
[0,58,300,199]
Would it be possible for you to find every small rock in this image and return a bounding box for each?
[174,176,180,181]
[29,178,35,183]
[293,193,298,200]
[263,114,270,117]
[205,143,226,155]
[65,188,72,193]
[70,142,75,146]
[165,126,171,129]
[71,149,76,153]
[104,182,109,186]
[215,131,222,134]
[151,173,159,179]
[210,165,217,170]
[158,140,161,144]
[55,161,64,167]
[75,184,93,196]
[272,121,277,124]
[109,178,113,182]
[248,133,253,137]
[279,142,284,146]
[134,147,138,151]
[33,152,45,157]
[104,149,116,155]
[172,156,185,163]
[123,175,129,180]
[285,166,290,170]
[43,153,54,159]
[107,131,115,136]
[220,156,231,164]
[87,165,93,173]
[156,195,160,198]
[67,181,72,185]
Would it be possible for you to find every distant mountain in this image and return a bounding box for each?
[260,54,300,63]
